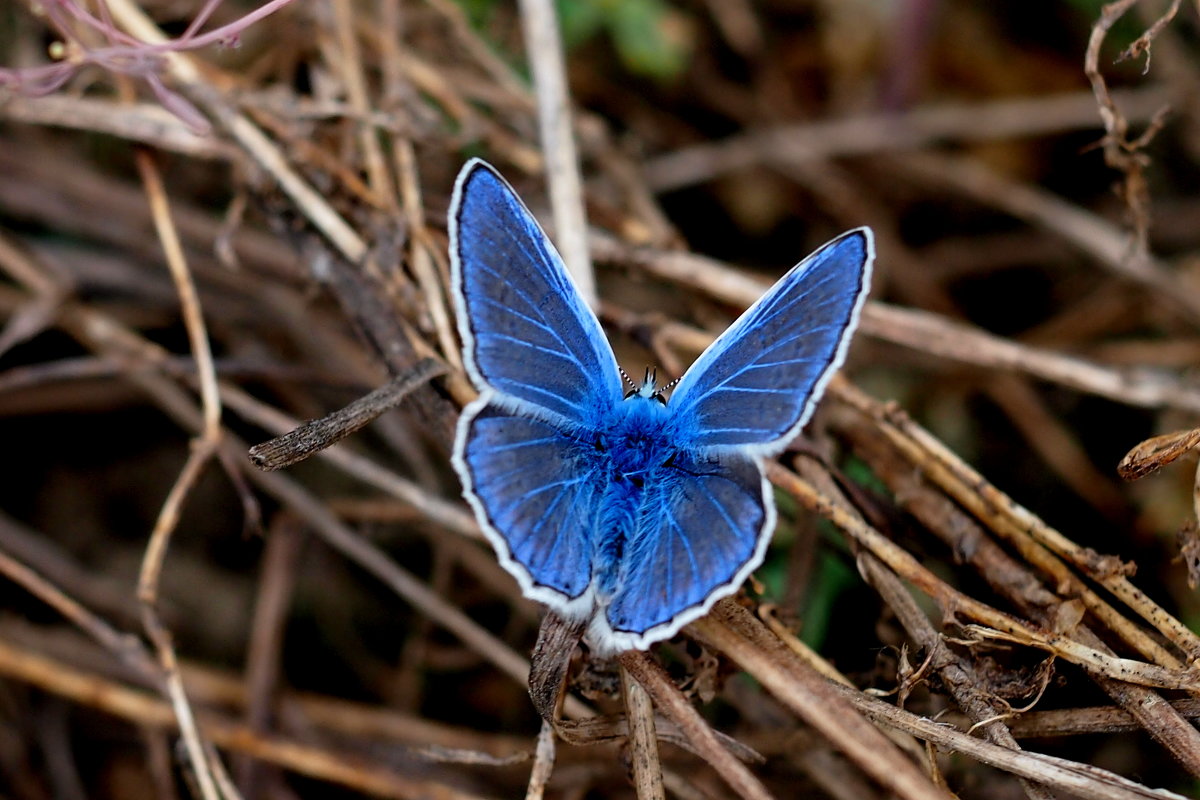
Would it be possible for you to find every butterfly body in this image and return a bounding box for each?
[450,159,873,654]
[589,389,680,599]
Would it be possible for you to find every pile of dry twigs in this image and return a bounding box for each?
[2,1,1200,798]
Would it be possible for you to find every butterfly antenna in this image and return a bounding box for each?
[619,366,637,390]
[661,375,682,393]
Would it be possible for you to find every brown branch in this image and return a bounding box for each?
[702,604,1190,800]
[0,638,499,800]
[829,380,1200,666]
[792,459,1055,800]
[619,651,773,800]
[833,402,1200,776]
[517,0,595,304]
[1085,0,1178,253]
[642,87,1173,192]
[690,606,948,800]
[620,665,666,800]
[134,146,230,800]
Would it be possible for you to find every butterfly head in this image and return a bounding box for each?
[622,367,675,406]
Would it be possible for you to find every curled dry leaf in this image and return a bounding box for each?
[1118,427,1200,480]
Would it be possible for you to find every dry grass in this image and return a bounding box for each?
[1,1,1199,798]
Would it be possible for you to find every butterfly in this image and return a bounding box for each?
[449,159,874,654]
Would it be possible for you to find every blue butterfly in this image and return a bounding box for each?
[449,159,873,654]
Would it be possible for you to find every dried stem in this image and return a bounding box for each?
[517,0,596,305]
[620,664,665,800]
[3,2,1198,795]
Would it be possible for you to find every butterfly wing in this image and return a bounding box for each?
[589,451,772,652]
[451,159,621,614]
[450,159,622,424]
[668,228,874,453]
[454,401,600,610]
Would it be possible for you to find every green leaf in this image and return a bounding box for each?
[557,0,606,46]
[609,0,691,80]
[800,548,856,651]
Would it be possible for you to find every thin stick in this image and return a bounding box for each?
[137,439,224,800]
[0,545,157,678]
[0,638,497,800]
[516,0,596,306]
[247,358,447,471]
[330,0,394,209]
[700,604,1190,800]
[765,460,1200,690]
[691,606,948,800]
[620,665,666,800]
[236,517,302,795]
[134,149,221,435]
[642,87,1172,191]
[861,303,1200,413]
[524,721,556,800]
[830,381,1200,665]
[134,146,230,799]
[0,95,226,158]
[619,651,772,800]
[221,379,479,538]
[392,140,463,370]
[1084,0,1178,254]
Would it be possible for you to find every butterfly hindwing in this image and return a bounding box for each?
[668,229,874,453]
[455,401,597,604]
[450,159,623,424]
[595,452,771,651]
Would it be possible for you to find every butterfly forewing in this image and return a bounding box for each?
[451,161,622,423]
[668,229,874,453]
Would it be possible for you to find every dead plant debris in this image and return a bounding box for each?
[1,1,1199,799]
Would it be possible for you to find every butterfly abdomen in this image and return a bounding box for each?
[591,395,676,600]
